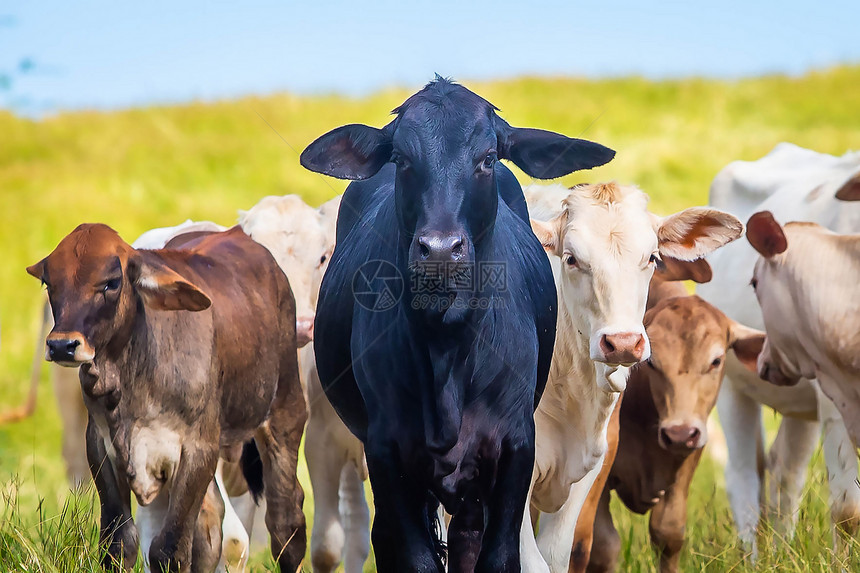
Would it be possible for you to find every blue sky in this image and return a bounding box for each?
[2,0,858,114]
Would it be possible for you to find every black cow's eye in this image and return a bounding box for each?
[483,153,496,169]
[104,278,121,292]
[392,153,409,169]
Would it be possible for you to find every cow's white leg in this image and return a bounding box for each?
[137,490,170,573]
[215,461,249,573]
[717,376,763,558]
[305,415,348,573]
[764,414,819,540]
[520,479,550,573]
[816,384,860,553]
[338,462,370,573]
[536,463,602,573]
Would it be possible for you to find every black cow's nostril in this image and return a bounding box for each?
[418,237,431,259]
[450,236,464,256]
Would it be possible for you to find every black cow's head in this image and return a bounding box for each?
[301,77,614,269]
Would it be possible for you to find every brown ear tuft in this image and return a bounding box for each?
[746,211,787,258]
[656,256,713,284]
[835,173,860,202]
[729,322,766,373]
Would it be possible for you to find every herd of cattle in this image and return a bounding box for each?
[11,78,860,572]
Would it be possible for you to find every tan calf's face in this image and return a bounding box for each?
[27,224,210,367]
[641,296,765,453]
[239,194,340,347]
[531,182,743,391]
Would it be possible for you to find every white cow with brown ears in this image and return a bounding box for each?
[696,143,860,558]
[239,194,371,573]
[748,204,860,450]
[521,182,743,572]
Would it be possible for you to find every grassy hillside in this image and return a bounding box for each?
[1,66,859,571]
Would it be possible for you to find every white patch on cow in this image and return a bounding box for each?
[128,423,182,506]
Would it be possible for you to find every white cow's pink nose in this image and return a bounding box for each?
[296,316,314,348]
[599,332,646,365]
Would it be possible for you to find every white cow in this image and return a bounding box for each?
[239,194,371,573]
[696,143,860,557]
[523,182,743,572]
[748,208,860,449]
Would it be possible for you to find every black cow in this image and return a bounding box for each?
[300,77,614,572]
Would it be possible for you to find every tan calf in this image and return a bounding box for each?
[570,264,763,572]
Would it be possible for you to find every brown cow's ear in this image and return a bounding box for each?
[26,259,45,280]
[530,217,561,255]
[835,173,860,202]
[132,254,211,312]
[746,211,787,258]
[729,321,766,373]
[655,256,713,284]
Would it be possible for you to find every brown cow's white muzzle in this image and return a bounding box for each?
[296,316,314,348]
[46,331,94,366]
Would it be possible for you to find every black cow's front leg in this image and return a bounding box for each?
[148,443,218,572]
[477,432,535,573]
[447,490,484,573]
[86,415,138,570]
[366,441,445,573]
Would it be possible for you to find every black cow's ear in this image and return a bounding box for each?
[300,123,393,180]
[496,119,615,179]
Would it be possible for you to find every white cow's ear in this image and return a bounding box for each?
[746,211,787,258]
[835,173,860,202]
[530,217,561,255]
[728,321,766,373]
[656,208,743,261]
[131,253,211,312]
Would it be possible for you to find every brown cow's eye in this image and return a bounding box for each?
[711,357,722,369]
[104,278,121,292]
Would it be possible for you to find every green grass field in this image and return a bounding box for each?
[2,66,860,571]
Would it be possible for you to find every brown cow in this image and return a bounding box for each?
[27,224,307,572]
[571,264,764,573]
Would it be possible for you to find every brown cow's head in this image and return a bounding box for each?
[640,296,764,454]
[27,223,210,367]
